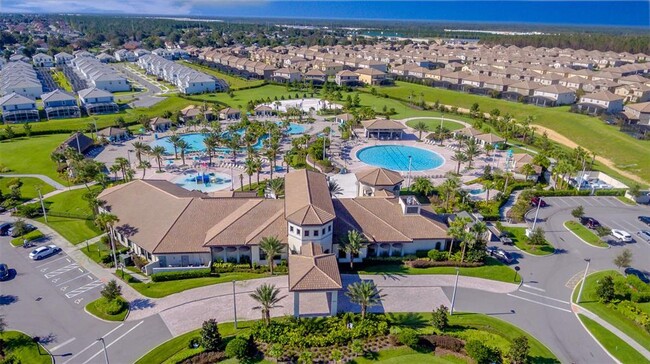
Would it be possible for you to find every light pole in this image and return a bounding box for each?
[576,258,591,304]
[37,187,48,223]
[232,280,238,329]
[406,155,412,190]
[527,197,543,238]
[449,267,460,315]
[127,149,134,166]
[97,338,109,364]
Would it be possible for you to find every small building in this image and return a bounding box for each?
[32,53,54,68]
[335,113,354,125]
[530,85,576,107]
[510,153,542,180]
[54,52,74,65]
[97,127,129,143]
[623,102,650,125]
[361,119,406,139]
[150,117,173,132]
[57,132,94,154]
[179,105,213,122]
[0,93,39,123]
[577,90,625,115]
[41,89,80,120]
[355,167,403,197]
[219,107,241,120]
[355,68,389,86]
[254,105,274,118]
[303,69,327,84]
[272,68,302,83]
[77,87,119,115]
[474,133,505,148]
[335,70,360,86]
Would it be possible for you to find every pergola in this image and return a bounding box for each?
[288,243,342,317]
[361,119,406,140]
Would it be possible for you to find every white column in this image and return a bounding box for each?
[293,291,300,318]
[330,291,338,316]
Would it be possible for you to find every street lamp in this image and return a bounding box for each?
[449,267,460,315]
[97,338,109,364]
[576,258,591,304]
[232,280,238,329]
[406,155,413,190]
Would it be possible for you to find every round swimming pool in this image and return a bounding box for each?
[356,145,444,171]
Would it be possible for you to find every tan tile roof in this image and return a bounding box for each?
[333,198,448,243]
[475,133,505,144]
[626,101,650,113]
[361,119,406,130]
[456,127,483,137]
[288,243,342,292]
[150,117,172,125]
[284,170,335,226]
[97,127,127,137]
[356,167,403,187]
[581,90,624,102]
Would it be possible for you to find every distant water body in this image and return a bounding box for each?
[194,1,649,28]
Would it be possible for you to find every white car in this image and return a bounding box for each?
[611,229,632,243]
[29,245,61,260]
[637,230,650,243]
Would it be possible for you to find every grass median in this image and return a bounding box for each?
[86,297,129,321]
[10,229,44,247]
[578,315,650,364]
[501,226,555,256]
[564,220,609,248]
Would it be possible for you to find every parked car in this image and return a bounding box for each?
[624,267,650,284]
[638,216,650,226]
[9,224,36,238]
[494,249,514,264]
[0,223,11,236]
[530,197,547,207]
[486,246,498,256]
[0,264,9,281]
[580,217,601,229]
[499,233,514,246]
[29,245,60,260]
[611,229,633,243]
[637,230,650,242]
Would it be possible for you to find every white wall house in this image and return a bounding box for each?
[578,90,625,114]
[32,53,54,68]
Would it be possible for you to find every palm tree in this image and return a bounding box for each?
[109,164,122,181]
[450,150,467,174]
[484,143,495,159]
[521,163,536,181]
[413,121,429,141]
[267,178,284,198]
[342,230,365,269]
[250,283,285,325]
[114,157,130,180]
[463,139,482,170]
[203,134,219,166]
[244,157,256,188]
[95,212,120,268]
[461,221,487,263]
[264,141,281,180]
[138,161,151,179]
[345,281,384,319]
[227,134,241,162]
[149,145,166,173]
[259,236,284,275]
[254,158,263,185]
[448,216,471,257]
[168,134,181,160]
[328,180,343,198]
[132,141,150,165]
[176,139,190,166]
[439,175,460,212]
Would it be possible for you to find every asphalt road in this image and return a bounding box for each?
[0,231,171,363]
[114,63,166,108]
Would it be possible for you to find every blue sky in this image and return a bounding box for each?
[3,1,649,27]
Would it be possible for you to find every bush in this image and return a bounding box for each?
[596,275,615,303]
[101,280,122,301]
[15,203,42,218]
[631,292,650,303]
[225,337,250,360]
[103,297,127,315]
[200,319,222,351]
[150,269,212,282]
[465,340,500,364]
[509,336,530,364]
[408,259,482,269]
[415,250,429,258]
[419,335,463,352]
[427,249,447,262]
[395,328,419,348]
[179,351,227,364]
[431,305,449,331]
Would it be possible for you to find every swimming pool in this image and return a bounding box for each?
[469,188,485,195]
[279,122,305,135]
[172,172,231,192]
[150,132,268,155]
[356,145,444,171]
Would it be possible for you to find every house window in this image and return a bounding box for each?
[290,226,294,233]
[322,228,326,235]
[305,230,310,237]
[314,230,319,237]
[328,225,332,232]
[296,229,301,235]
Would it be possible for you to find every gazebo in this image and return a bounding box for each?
[361,119,406,139]
[288,242,342,317]
[97,127,129,143]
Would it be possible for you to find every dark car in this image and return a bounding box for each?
[638,216,650,226]
[0,223,12,236]
[486,246,498,256]
[0,264,9,281]
[580,217,601,229]
[530,197,547,207]
[494,249,514,264]
[499,233,514,246]
[624,267,650,284]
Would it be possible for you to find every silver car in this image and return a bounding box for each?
[29,245,60,260]
[637,230,650,243]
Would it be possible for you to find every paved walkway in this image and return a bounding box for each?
[573,304,650,359]
[0,173,67,190]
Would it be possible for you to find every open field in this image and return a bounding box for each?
[405,117,467,132]
[180,61,266,90]
[0,135,69,183]
[0,176,56,201]
[378,81,650,184]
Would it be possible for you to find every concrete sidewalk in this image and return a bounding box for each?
[0,173,67,190]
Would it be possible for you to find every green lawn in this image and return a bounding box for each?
[404,117,466,132]
[10,229,44,247]
[564,220,609,248]
[41,185,101,216]
[358,257,521,283]
[0,176,56,202]
[135,321,256,364]
[578,315,650,364]
[35,216,102,244]
[51,70,73,92]
[86,297,129,321]
[572,270,650,350]
[80,240,114,265]
[0,134,69,183]
[378,81,650,184]
[180,61,266,90]
[352,347,466,364]
[502,226,555,256]
[0,331,52,364]
[120,272,270,298]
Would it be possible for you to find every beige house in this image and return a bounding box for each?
[577,90,624,115]
[335,70,360,86]
[614,83,650,103]
[150,117,172,132]
[355,68,389,86]
[219,107,241,120]
[531,85,576,106]
[623,102,650,124]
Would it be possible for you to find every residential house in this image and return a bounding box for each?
[614,83,650,103]
[355,68,389,86]
[530,85,576,106]
[41,89,80,119]
[577,90,625,115]
[623,102,650,124]
[0,92,39,123]
[503,81,542,102]
[272,68,303,83]
[0,61,43,99]
[77,87,119,115]
[32,53,54,67]
[335,70,360,86]
[303,69,327,84]
[54,52,74,65]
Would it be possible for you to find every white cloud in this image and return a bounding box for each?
[1,0,200,15]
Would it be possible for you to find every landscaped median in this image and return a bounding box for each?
[10,229,44,247]
[564,220,609,248]
[85,296,129,321]
[501,226,555,256]
[0,330,52,364]
[135,313,558,364]
[572,270,650,363]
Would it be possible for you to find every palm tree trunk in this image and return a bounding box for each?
[256,172,260,185]
[361,305,366,319]
[460,243,466,263]
[448,239,454,257]
[248,174,252,189]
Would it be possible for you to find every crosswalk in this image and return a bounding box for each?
[508,284,573,314]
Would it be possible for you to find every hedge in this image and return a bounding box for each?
[407,259,483,269]
[150,268,212,282]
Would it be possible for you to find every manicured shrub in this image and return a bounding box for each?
[150,268,212,282]
[419,335,463,352]
[103,297,127,315]
[200,319,222,351]
[431,305,449,331]
[225,337,249,360]
[465,340,500,364]
[179,350,226,364]
[408,260,482,269]
[415,250,429,258]
[509,336,530,364]
[427,249,447,262]
[395,328,419,348]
